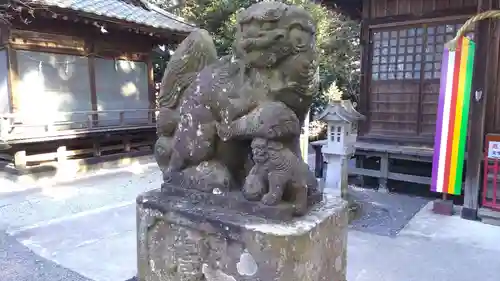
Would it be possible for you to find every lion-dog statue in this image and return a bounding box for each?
[155,1,319,215]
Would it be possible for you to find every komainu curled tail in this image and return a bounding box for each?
[158,29,218,109]
[155,29,218,172]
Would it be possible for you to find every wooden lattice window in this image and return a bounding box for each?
[424,24,472,79]
[371,23,466,81]
[372,28,424,80]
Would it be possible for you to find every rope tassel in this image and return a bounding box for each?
[446,10,500,50]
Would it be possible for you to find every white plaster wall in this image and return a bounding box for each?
[15,50,92,133]
[94,58,150,127]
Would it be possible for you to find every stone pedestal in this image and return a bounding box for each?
[136,187,348,281]
[323,153,349,198]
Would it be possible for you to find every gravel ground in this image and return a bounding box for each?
[348,186,430,236]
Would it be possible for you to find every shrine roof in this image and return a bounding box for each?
[27,0,196,35]
[316,100,365,123]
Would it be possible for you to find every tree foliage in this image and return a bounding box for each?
[150,0,360,113]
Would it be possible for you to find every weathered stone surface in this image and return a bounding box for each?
[155,1,320,211]
[139,2,340,280]
[160,183,323,221]
[136,189,347,281]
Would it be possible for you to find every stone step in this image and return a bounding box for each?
[478,207,500,227]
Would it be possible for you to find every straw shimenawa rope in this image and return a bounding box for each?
[446,10,500,50]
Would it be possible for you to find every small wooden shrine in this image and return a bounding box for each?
[323,0,500,223]
[0,0,195,168]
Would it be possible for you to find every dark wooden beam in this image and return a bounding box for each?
[87,55,98,126]
[147,55,156,123]
[367,7,477,26]
[358,0,371,137]
[8,27,152,62]
[6,45,19,113]
[358,131,435,146]
[462,0,494,221]
[9,15,160,56]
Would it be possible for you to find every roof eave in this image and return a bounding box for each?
[28,5,195,42]
[316,102,365,123]
[16,0,196,40]
[70,10,193,40]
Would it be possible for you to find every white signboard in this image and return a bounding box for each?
[488,141,500,159]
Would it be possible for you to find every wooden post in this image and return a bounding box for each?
[313,144,323,178]
[462,0,495,220]
[6,46,19,113]
[148,110,154,125]
[124,135,131,153]
[14,150,26,170]
[119,111,125,126]
[378,153,389,193]
[93,140,101,157]
[0,117,9,139]
[88,55,98,127]
[56,146,67,164]
[147,56,156,123]
[356,155,366,187]
[87,114,93,129]
[46,123,54,133]
[357,0,371,137]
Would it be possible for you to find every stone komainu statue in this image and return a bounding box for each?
[155,1,319,214]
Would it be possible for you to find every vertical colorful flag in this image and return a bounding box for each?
[431,36,476,195]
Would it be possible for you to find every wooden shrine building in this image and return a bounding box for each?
[0,0,195,169]
[323,0,500,222]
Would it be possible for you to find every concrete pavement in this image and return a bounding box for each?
[0,158,160,281]
[0,230,91,281]
[0,156,499,281]
[348,202,500,281]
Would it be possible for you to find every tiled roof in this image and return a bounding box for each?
[30,0,196,34]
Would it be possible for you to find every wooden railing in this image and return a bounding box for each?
[0,109,157,142]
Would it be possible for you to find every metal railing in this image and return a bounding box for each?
[0,109,157,142]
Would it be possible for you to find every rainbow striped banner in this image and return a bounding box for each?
[431,36,475,195]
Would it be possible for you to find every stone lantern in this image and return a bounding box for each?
[316,99,365,197]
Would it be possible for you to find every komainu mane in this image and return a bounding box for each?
[155,1,320,215]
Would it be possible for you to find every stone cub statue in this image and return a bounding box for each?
[245,137,318,215]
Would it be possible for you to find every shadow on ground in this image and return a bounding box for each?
[347,186,430,237]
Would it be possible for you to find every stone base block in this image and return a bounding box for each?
[432,199,454,216]
[136,188,348,281]
[461,207,478,221]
